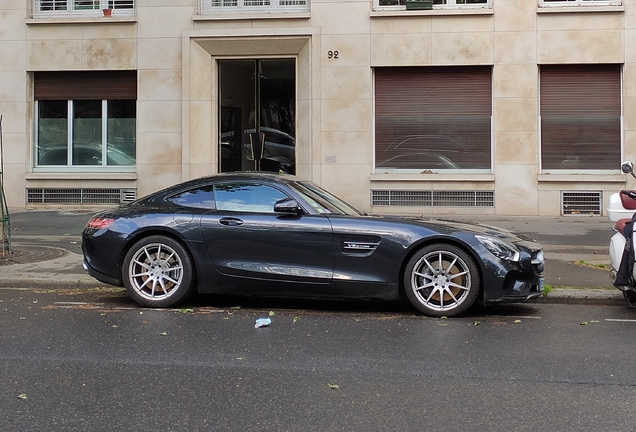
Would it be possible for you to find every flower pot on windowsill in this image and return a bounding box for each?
[405,0,433,10]
[103,8,112,16]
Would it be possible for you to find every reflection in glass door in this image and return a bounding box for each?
[219,59,296,174]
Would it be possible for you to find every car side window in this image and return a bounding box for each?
[214,183,288,213]
[167,185,216,209]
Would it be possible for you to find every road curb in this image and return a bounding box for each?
[537,288,624,306]
[0,278,627,307]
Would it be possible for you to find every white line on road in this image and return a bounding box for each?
[605,319,636,323]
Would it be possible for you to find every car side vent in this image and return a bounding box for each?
[26,188,137,205]
[561,191,602,216]
[371,190,494,207]
[342,236,381,255]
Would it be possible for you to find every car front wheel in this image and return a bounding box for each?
[122,235,194,307]
[404,244,480,317]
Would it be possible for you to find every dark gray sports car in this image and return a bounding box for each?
[81,172,545,316]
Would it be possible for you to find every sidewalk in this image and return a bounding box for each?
[0,208,625,305]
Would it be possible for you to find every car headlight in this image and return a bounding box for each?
[475,235,520,262]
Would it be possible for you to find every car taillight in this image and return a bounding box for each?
[86,218,114,229]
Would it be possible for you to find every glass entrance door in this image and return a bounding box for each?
[219,59,296,174]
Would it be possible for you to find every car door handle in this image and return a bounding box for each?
[219,217,244,226]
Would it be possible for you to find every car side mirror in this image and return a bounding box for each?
[622,161,634,174]
[274,198,302,215]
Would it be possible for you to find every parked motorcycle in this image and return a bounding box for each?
[608,161,636,305]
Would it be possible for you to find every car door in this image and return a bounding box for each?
[200,181,334,284]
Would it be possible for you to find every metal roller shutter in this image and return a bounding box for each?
[540,64,621,170]
[375,66,492,171]
[34,70,137,100]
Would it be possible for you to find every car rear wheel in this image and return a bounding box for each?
[122,235,194,307]
[404,243,480,317]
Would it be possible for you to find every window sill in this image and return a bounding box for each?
[26,172,138,180]
[26,16,137,25]
[538,173,625,183]
[370,8,493,18]
[371,173,494,182]
[194,12,310,21]
[537,5,624,14]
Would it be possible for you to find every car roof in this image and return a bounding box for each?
[183,171,297,186]
[139,171,300,202]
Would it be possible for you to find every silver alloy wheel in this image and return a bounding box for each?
[128,242,185,302]
[410,249,472,313]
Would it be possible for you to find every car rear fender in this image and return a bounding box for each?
[398,235,486,303]
[119,228,199,285]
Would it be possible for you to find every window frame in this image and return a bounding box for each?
[33,70,137,173]
[199,0,310,15]
[539,64,622,173]
[374,0,491,10]
[374,66,493,175]
[538,0,622,7]
[32,0,136,18]
[34,99,137,172]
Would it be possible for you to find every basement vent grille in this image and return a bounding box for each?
[371,190,494,207]
[26,188,137,205]
[561,191,602,216]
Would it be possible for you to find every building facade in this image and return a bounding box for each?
[0,0,633,216]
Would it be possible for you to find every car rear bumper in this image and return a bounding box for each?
[83,259,122,287]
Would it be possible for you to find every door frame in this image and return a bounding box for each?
[218,58,297,174]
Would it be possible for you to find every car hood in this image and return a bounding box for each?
[381,215,540,246]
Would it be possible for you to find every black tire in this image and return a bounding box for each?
[122,235,195,307]
[404,243,480,317]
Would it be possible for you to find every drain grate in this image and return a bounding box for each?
[27,188,137,205]
[561,191,602,216]
[372,190,494,207]
[0,245,68,266]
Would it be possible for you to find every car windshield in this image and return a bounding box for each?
[291,181,362,216]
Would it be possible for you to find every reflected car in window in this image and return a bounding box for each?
[82,172,544,317]
[38,141,135,166]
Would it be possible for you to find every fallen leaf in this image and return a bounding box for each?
[17,394,27,400]
[328,383,339,389]
[473,321,481,326]
[513,320,522,323]
[293,316,301,323]
[160,331,168,336]
[179,308,194,314]
[269,311,276,317]
[580,322,588,325]
[590,320,599,323]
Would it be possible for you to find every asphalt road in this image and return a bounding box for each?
[2,287,636,432]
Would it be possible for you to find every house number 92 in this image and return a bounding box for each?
[327,50,339,59]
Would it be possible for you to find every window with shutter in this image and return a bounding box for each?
[374,66,492,173]
[540,64,621,171]
[34,71,137,170]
